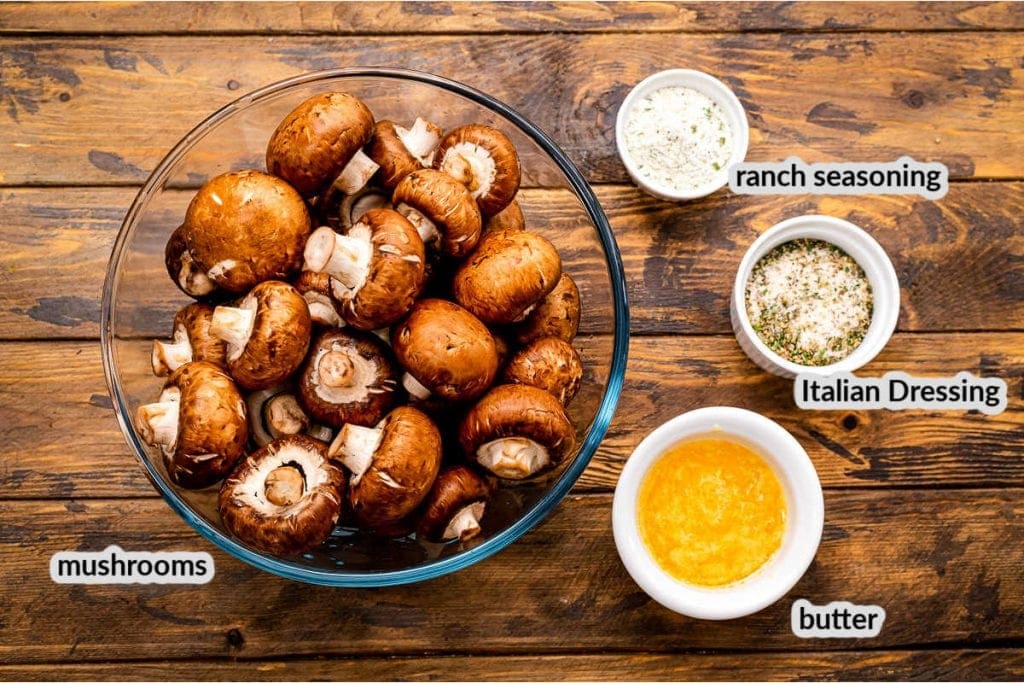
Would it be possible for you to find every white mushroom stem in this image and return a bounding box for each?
[442,501,486,541]
[302,291,344,328]
[151,334,192,377]
[303,226,372,292]
[209,304,256,362]
[319,350,356,388]
[334,149,380,196]
[402,372,432,401]
[398,118,442,165]
[476,437,550,480]
[395,203,440,248]
[341,188,391,230]
[265,394,309,438]
[137,386,181,455]
[264,465,305,506]
[439,142,497,198]
[329,423,384,486]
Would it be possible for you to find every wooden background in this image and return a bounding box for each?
[2,1,1024,680]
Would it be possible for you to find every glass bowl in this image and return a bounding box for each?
[101,68,629,586]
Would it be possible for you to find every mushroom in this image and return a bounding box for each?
[182,170,311,293]
[392,169,482,258]
[416,466,491,543]
[136,360,248,488]
[453,229,562,325]
[219,434,346,556]
[433,124,520,216]
[151,302,227,377]
[503,337,583,406]
[246,385,312,447]
[515,273,581,345]
[339,186,391,231]
[209,280,312,391]
[367,118,443,190]
[328,406,442,531]
[302,208,425,330]
[293,270,343,328]
[391,298,498,403]
[164,224,220,300]
[459,384,575,480]
[297,329,401,429]
[266,92,377,197]
[483,199,525,234]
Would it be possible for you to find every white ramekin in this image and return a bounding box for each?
[731,215,901,379]
[612,407,824,620]
[615,68,750,201]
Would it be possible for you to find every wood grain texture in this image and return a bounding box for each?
[1,492,1022,661]
[4,333,1023,499]
[3,184,1024,339]
[1,32,1021,186]
[4,649,1024,681]
[3,2,1022,35]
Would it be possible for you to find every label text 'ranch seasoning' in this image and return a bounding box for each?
[624,86,734,193]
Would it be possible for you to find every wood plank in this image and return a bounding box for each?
[5,649,1024,681]
[4,184,1024,340]
[1,32,1021,185]
[4,333,1024,499]
[3,2,1022,35]
[1,492,1023,661]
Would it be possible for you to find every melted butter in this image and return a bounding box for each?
[637,437,787,587]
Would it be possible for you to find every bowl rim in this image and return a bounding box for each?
[101,67,630,587]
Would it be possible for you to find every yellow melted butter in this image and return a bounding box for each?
[637,438,787,587]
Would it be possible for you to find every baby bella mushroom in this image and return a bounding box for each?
[151,302,226,377]
[391,298,498,403]
[453,229,562,325]
[297,329,401,429]
[246,385,312,448]
[367,118,443,190]
[483,199,526,234]
[165,224,220,300]
[182,170,310,293]
[503,337,583,406]
[515,273,581,345]
[136,361,248,489]
[219,434,346,556]
[433,124,520,216]
[459,384,575,480]
[209,280,312,391]
[392,168,482,258]
[329,406,442,531]
[292,270,343,328]
[417,466,492,543]
[266,92,377,197]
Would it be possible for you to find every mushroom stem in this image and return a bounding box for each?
[304,226,372,291]
[334,149,380,196]
[209,304,257,361]
[476,437,551,480]
[266,394,309,439]
[402,372,432,401]
[398,118,442,164]
[177,251,216,297]
[395,203,440,248]
[151,337,193,377]
[264,465,305,507]
[319,350,357,388]
[442,142,497,198]
[136,387,181,454]
[328,423,383,485]
[442,501,486,541]
[302,291,344,328]
[341,187,391,230]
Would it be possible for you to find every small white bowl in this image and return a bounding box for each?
[731,215,901,379]
[615,68,750,201]
[613,407,824,620]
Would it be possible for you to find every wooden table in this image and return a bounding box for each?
[3,2,1024,679]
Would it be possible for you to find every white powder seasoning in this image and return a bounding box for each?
[624,86,734,193]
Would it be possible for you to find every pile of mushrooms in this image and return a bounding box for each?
[136,90,585,557]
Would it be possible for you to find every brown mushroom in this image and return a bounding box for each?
[266,92,377,197]
[165,224,220,299]
[293,270,343,328]
[297,329,401,429]
[391,298,498,403]
[151,302,227,377]
[136,361,248,488]
[459,384,575,480]
[328,406,442,531]
[339,186,392,231]
[515,273,581,345]
[246,385,313,447]
[219,434,346,556]
[367,118,443,190]
[303,208,425,330]
[392,169,482,258]
[503,337,583,406]
[182,170,310,293]
[416,466,491,543]
[453,229,562,325]
[483,199,525,234]
[208,280,312,390]
[433,124,520,216]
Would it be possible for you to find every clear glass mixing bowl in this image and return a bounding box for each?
[101,68,629,586]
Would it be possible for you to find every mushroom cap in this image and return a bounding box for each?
[177,302,227,366]
[515,273,581,344]
[503,337,583,405]
[297,329,401,428]
[292,270,344,328]
[266,92,375,197]
[458,383,575,466]
[219,434,346,556]
[164,224,220,300]
[453,229,562,325]
[349,406,443,530]
[224,280,312,391]
[366,120,424,190]
[483,199,525,234]
[433,124,520,216]
[416,465,491,542]
[183,170,310,293]
[392,169,482,258]
[391,298,498,402]
[341,208,426,330]
[155,360,248,489]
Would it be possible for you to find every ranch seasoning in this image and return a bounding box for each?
[623,85,733,193]
[745,239,873,366]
